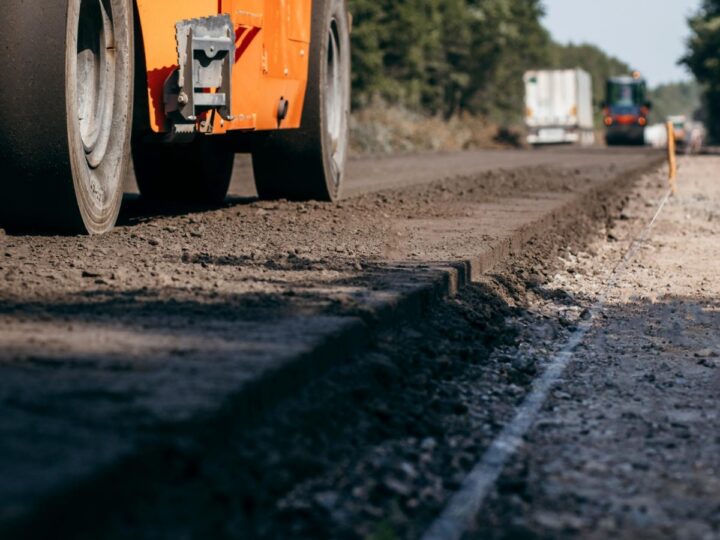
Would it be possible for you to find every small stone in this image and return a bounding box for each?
[420,437,437,451]
[382,476,412,497]
[366,353,400,385]
[698,358,720,369]
[511,357,536,375]
[404,329,423,340]
[694,349,718,358]
[313,491,338,511]
[399,462,418,479]
[534,511,586,531]
[81,270,101,278]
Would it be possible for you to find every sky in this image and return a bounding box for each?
[542,0,702,87]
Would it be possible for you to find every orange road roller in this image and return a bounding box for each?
[0,0,351,234]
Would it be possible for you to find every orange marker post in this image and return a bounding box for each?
[666,120,678,195]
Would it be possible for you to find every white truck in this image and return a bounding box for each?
[524,69,595,146]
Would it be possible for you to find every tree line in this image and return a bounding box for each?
[348,0,633,123]
[348,0,720,138]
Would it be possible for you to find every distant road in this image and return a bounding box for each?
[225,146,660,198]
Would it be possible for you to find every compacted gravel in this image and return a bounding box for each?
[0,148,671,539]
[43,157,719,540]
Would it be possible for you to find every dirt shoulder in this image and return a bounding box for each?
[476,156,720,539]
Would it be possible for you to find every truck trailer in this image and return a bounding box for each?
[0,0,351,234]
[523,69,595,147]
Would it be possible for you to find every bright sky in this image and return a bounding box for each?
[542,0,702,87]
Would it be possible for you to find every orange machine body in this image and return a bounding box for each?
[135,0,311,134]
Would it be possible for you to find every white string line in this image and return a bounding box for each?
[423,181,674,540]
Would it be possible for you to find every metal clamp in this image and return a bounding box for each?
[164,14,235,135]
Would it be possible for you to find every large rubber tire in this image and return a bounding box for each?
[0,0,134,234]
[252,0,351,201]
[132,137,235,205]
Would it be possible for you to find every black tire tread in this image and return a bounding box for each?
[0,1,83,232]
[252,0,349,202]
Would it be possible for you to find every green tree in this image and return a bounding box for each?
[348,0,554,121]
[347,0,387,107]
[464,0,553,123]
[682,0,720,141]
[346,0,656,127]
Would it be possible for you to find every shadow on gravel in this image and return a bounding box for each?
[0,195,259,237]
[4,258,719,540]
[0,259,525,540]
[17,287,718,540]
[0,260,450,326]
[117,194,259,228]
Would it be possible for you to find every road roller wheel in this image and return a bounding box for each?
[252,0,351,201]
[0,0,134,234]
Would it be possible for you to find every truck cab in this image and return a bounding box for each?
[603,72,651,146]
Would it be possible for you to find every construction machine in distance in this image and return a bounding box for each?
[0,0,351,234]
[602,72,651,146]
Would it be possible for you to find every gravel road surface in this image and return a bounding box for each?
[0,148,661,538]
[223,149,647,199]
[475,156,720,540]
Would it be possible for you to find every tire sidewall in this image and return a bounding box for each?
[313,0,351,200]
[65,0,133,233]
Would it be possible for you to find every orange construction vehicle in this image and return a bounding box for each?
[0,0,351,234]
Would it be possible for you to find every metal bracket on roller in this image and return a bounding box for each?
[164,14,235,137]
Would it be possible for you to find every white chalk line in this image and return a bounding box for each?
[422,183,673,540]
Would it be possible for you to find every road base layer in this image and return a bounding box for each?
[0,149,661,534]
